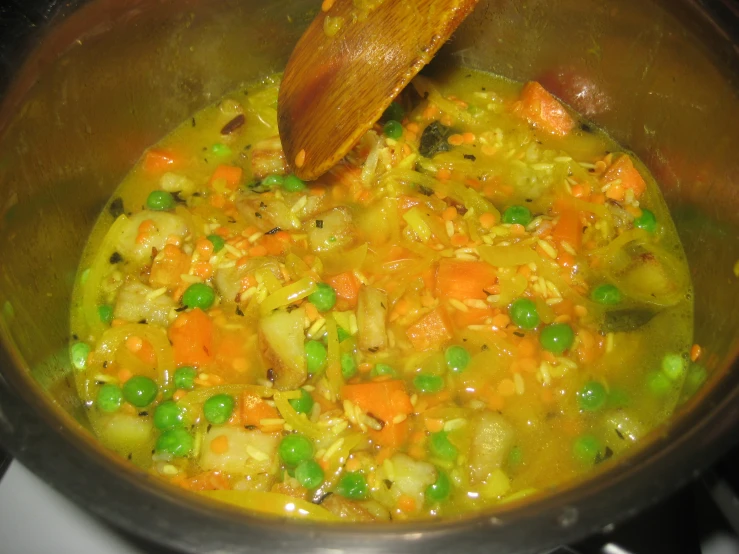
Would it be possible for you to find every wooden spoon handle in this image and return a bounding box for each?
[278,0,478,181]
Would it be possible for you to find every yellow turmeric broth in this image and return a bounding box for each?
[70,69,695,521]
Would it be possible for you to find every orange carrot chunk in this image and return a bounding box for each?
[168,308,213,367]
[551,208,583,251]
[602,154,646,198]
[327,271,361,309]
[209,164,243,190]
[406,308,453,352]
[515,81,575,136]
[143,148,178,173]
[150,244,190,289]
[435,259,496,301]
[341,380,413,447]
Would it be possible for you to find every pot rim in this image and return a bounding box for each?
[0,0,738,552]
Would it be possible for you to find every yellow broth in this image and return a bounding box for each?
[70,69,693,521]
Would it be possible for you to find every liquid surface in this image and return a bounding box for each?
[70,69,695,522]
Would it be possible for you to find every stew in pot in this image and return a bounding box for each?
[69,69,700,521]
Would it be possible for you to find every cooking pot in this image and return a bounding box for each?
[0,0,737,552]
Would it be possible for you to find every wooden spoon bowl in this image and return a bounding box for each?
[278,0,479,181]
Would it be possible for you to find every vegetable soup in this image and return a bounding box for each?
[70,68,698,521]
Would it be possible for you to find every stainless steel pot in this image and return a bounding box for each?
[0,1,737,552]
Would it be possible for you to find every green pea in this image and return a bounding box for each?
[445,345,471,373]
[295,459,324,490]
[122,375,158,408]
[382,101,405,122]
[289,389,315,415]
[156,428,194,457]
[539,323,575,355]
[283,174,307,192]
[98,305,114,325]
[211,143,232,157]
[578,381,607,411]
[341,352,357,379]
[146,190,175,211]
[429,431,457,461]
[262,174,284,188]
[646,371,672,396]
[336,472,368,500]
[337,326,351,342]
[182,283,216,310]
[502,205,532,226]
[607,388,630,409]
[573,435,601,465]
[683,363,707,397]
[509,298,540,330]
[590,284,622,305]
[371,363,396,378]
[414,374,445,394]
[174,366,197,390]
[305,340,328,374]
[425,471,451,502]
[279,434,314,466]
[383,120,404,139]
[203,394,235,424]
[206,234,225,253]
[470,103,488,117]
[160,385,175,401]
[70,342,90,371]
[308,283,337,312]
[661,353,685,381]
[508,446,523,468]
[97,384,123,413]
[153,400,186,430]
[633,209,657,233]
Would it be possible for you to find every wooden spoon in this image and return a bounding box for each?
[278,0,479,181]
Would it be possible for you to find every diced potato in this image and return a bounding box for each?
[357,285,388,351]
[160,172,195,195]
[305,207,354,253]
[376,453,437,512]
[215,257,283,303]
[114,280,176,326]
[479,468,511,499]
[99,413,153,453]
[356,198,398,246]
[237,196,302,232]
[251,136,287,178]
[259,307,307,390]
[469,411,515,484]
[391,453,437,498]
[200,426,279,475]
[113,211,188,264]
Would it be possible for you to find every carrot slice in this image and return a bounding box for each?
[406,307,453,352]
[327,271,361,309]
[435,259,496,301]
[209,164,243,190]
[602,154,646,198]
[551,208,583,251]
[150,244,190,289]
[341,380,413,447]
[168,308,213,367]
[515,81,575,136]
[143,148,178,173]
